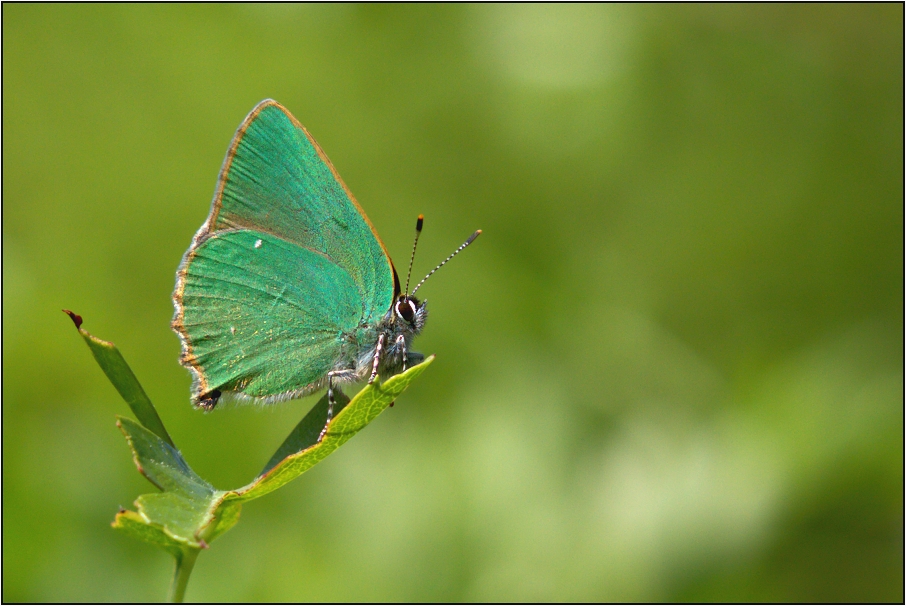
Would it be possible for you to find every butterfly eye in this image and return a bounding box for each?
[396,297,417,323]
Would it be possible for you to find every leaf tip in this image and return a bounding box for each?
[62,309,83,329]
[111,507,133,528]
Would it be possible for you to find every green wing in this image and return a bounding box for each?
[173,100,397,402]
[177,230,362,400]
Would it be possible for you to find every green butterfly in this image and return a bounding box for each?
[172,100,478,437]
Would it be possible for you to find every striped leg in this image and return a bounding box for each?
[319,371,342,442]
[369,332,387,384]
[396,334,408,371]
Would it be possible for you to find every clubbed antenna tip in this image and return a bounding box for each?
[404,214,425,295]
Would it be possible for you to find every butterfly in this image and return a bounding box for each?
[171,100,479,439]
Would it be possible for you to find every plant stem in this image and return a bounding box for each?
[168,548,200,603]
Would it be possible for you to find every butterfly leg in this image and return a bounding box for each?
[396,334,408,371]
[368,332,387,384]
[319,371,345,442]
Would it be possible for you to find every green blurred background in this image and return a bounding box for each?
[3,4,902,602]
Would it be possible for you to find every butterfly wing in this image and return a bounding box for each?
[173,100,398,403]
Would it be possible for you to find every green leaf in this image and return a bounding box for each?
[112,509,189,560]
[227,356,435,503]
[69,311,432,590]
[113,358,433,553]
[65,311,174,446]
[115,417,233,547]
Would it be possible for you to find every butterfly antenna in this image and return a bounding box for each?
[411,229,481,296]
[404,215,424,295]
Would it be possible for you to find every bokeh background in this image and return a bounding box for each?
[3,4,903,602]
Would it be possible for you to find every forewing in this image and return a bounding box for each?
[177,230,362,400]
[201,99,397,321]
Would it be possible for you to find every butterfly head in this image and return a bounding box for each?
[394,294,427,332]
[393,215,480,337]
